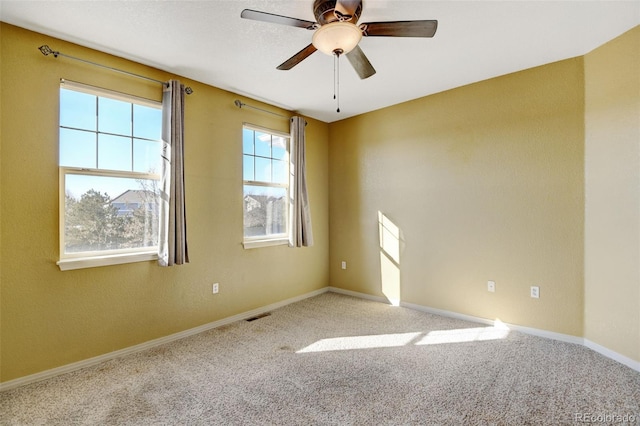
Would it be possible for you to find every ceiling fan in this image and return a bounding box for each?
[241,0,438,80]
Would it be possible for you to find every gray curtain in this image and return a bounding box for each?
[289,116,314,247]
[158,80,189,266]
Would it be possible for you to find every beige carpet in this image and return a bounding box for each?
[1,292,639,425]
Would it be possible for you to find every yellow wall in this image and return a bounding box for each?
[0,24,329,382]
[2,21,639,385]
[329,57,586,336]
[584,26,640,361]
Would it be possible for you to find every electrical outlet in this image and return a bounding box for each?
[530,286,539,299]
[487,280,496,293]
[341,261,347,270]
[212,283,219,294]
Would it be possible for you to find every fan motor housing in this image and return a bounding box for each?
[313,0,362,25]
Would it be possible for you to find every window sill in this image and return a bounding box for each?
[57,251,158,271]
[242,238,289,250]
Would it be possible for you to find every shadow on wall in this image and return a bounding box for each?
[378,211,403,306]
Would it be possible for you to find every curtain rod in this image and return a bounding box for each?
[38,45,193,94]
[234,100,289,119]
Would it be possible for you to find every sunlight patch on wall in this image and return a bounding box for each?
[379,211,400,263]
[380,252,400,306]
[379,211,401,305]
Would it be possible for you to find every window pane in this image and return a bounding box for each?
[243,155,255,181]
[242,126,290,242]
[272,136,287,160]
[272,159,288,184]
[98,134,132,171]
[59,84,163,261]
[60,89,96,131]
[98,97,132,136]
[255,132,271,157]
[59,128,96,168]
[255,157,271,182]
[243,185,287,238]
[64,173,159,253]
[133,105,161,140]
[133,139,161,174]
[243,128,254,155]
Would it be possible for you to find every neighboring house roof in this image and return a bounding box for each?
[243,194,286,229]
[111,189,155,204]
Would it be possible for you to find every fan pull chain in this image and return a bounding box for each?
[333,50,341,113]
[333,53,336,102]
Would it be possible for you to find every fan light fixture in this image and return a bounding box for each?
[312,21,362,55]
[241,1,438,113]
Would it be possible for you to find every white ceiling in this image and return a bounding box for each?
[1,1,638,123]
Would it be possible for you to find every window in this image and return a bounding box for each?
[242,124,290,248]
[57,80,162,270]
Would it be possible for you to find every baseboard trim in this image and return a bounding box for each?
[584,339,640,373]
[327,286,391,304]
[4,286,638,391]
[400,300,585,346]
[0,287,329,392]
[328,287,639,373]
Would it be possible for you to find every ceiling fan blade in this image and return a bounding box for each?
[277,44,318,70]
[361,20,438,37]
[241,9,317,30]
[334,0,361,21]
[345,45,376,79]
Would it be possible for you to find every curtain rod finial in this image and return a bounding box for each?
[234,100,244,109]
[185,87,193,95]
[38,45,55,56]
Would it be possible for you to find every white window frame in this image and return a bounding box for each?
[57,80,162,270]
[242,123,290,249]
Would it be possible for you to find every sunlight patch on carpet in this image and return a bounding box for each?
[416,327,509,345]
[297,326,509,353]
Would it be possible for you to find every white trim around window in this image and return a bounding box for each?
[242,237,289,250]
[58,168,161,270]
[57,80,163,271]
[57,251,158,271]
[242,123,291,248]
